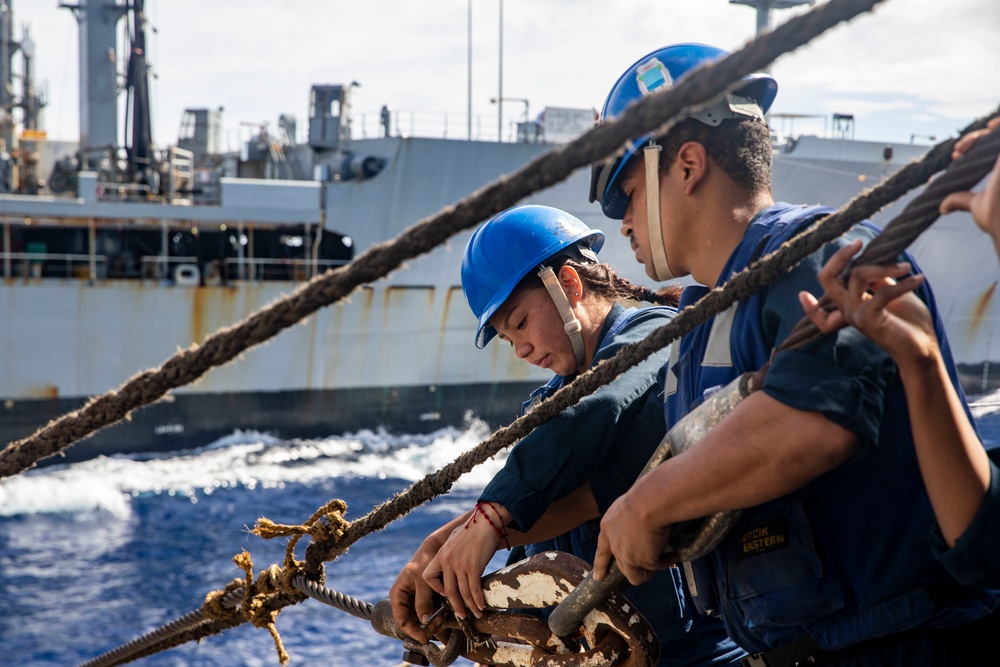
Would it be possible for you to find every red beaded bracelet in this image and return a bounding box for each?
[464,501,511,550]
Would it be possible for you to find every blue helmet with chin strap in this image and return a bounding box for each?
[589,43,778,220]
[462,205,605,349]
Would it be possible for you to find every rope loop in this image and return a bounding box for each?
[253,498,350,572]
[202,577,245,621]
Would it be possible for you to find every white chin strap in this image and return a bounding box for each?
[643,144,676,282]
[537,266,587,369]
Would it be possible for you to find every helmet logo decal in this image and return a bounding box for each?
[635,58,672,96]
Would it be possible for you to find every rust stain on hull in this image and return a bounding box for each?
[191,286,206,344]
[22,384,60,399]
[968,281,998,341]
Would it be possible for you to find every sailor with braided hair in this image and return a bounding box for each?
[389,204,745,666]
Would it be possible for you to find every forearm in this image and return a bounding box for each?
[629,392,858,528]
[423,511,473,553]
[473,485,599,548]
[595,392,858,585]
[896,350,990,546]
[509,483,600,545]
[483,432,609,532]
[482,367,664,532]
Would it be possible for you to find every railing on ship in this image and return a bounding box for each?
[351,108,545,144]
[140,256,350,285]
[0,252,108,281]
[221,257,348,282]
[1,252,346,285]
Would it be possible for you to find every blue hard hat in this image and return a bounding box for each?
[589,43,778,219]
[462,205,605,348]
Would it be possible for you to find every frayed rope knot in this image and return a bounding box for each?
[253,498,350,567]
[199,552,292,664]
[199,500,349,665]
[228,550,292,665]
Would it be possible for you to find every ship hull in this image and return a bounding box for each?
[3,382,537,466]
[0,276,550,464]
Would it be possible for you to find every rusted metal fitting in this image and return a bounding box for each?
[371,552,657,667]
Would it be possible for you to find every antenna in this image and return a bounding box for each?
[730,0,816,36]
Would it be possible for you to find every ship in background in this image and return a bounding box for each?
[1,0,996,465]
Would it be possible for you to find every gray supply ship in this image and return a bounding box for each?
[1,0,996,464]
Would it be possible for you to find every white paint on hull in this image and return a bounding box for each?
[0,280,547,400]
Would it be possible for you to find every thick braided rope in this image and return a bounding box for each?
[3,0,887,480]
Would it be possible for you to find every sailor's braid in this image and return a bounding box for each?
[568,260,682,308]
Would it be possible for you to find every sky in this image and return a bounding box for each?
[9,0,1000,150]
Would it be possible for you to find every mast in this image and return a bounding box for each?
[20,25,40,132]
[60,0,127,162]
[0,0,12,151]
[0,1,39,149]
[60,0,154,187]
[730,1,816,40]
[124,0,153,186]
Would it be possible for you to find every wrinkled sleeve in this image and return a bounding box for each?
[760,229,897,453]
[932,457,1000,588]
[589,379,667,514]
[480,312,671,532]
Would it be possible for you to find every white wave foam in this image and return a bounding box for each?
[0,467,133,518]
[0,419,509,517]
[970,387,1000,419]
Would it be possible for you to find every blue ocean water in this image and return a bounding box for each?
[0,421,511,667]
[2,399,1000,667]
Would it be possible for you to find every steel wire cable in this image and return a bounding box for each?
[73,576,380,667]
[290,575,375,620]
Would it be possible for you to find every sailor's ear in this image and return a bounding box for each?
[675,141,708,195]
[558,265,584,304]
